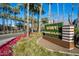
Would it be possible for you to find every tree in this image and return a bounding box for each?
[68,3,74,25]
[0,3,8,33]
[38,3,42,32]
[8,6,13,33]
[22,3,30,36]
[35,3,45,32]
[27,3,29,37]
[12,6,20,32]
[0,3,12,33]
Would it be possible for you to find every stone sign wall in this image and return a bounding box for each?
[43,23,75,50]
[43,22,63,37]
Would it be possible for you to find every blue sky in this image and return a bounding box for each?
[0,3,78,26]
[42,3,78,21]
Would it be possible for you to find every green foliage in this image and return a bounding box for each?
[74,28,79,34]
[12,32,65,56]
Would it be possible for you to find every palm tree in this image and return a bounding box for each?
[12,6,20,33]
[23,3,39,36]
[0,3,7,33]
[8,5,14,33]
[0,12,5,33]
[38,3,42,32]
[29,3,35,32]
[29,3,39,32]
[22,3,30,36]
[22,3,37,33]
[35,3,44,32]
[5,3,11,33]
[22,3,28,32]
[10,15,16,33]
[0,3,12,33]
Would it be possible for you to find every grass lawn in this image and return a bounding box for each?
[12,32,66,56]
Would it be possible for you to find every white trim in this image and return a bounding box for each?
[62,29,74,31]
[62,36,73,39]
[62,39,74,42]
[62,32,74,34]
[63,26,74,29]
[62,34,74,37]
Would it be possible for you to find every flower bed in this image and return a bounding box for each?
[12,32,65,56]
[0,33,27,56]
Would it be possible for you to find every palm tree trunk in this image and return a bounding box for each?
[31,13,34,32]
[27,3,29,37]
[48,3,51,23]
[37,15,39,32]
[2,18,5,34]
[6,19,8,33]
[38,3,42,32]
[15,15,17,33]
[24,11,26,32]
[6,6,9,34]
[10,19,12,33]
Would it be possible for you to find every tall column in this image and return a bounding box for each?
[62,25,74,50]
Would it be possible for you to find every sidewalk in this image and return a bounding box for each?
[0,37,15,47]
[37,37,79,56]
